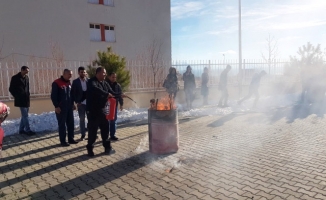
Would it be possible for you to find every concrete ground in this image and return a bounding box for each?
[1,104,326,200]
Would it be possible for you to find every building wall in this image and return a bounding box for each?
[0,0,171,63]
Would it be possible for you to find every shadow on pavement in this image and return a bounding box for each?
[0,143,63,163]
[22,151,168,199]
[114,131,147,142]
[207,112,248,127]
[0,143,89,175]
[2,134,58,151]
[0,129,150,174]
[266,103,326,124]
[2,129,83,152]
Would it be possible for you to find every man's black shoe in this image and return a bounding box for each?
[104,147,115,154]
[69,140,79,144]
[19,131,35,136]
[80,135,85,141]
[110,136,119,141]
[87,147,94,157]
[61,142,70,147]
[26,131,36,135]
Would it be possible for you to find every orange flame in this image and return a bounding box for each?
[156,96,177,110]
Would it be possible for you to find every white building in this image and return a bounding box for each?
[0,0,171,63]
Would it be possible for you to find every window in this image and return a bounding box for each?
[88,0,114,6]
[104,26,115,42]
[89,23,115,42]
[103,0,114,6]
[88,0,99,4]
[89,24,101,41]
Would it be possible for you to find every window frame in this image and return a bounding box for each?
[87,0,114,7]
[89,23,116,43]
[89,23,102,42]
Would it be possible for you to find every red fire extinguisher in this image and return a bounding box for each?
[105,98,117,120]
[0,102,10,151]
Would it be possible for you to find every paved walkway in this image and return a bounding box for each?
[1,105,326,200]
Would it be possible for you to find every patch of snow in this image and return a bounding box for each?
[1,93,300,136]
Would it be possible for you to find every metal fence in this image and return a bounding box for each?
[171,59,290,87]
[0,59,293,100]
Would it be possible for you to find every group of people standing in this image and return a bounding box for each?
[9,66,125,157]
[8,64,267,156]
[163,64,267,109]
[163,65,209,109]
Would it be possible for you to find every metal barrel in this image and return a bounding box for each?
[148,109,179,154]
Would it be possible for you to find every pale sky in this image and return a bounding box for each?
[171,0,326,60]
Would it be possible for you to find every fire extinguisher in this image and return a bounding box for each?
[0,102,10,151]
[105,97,117,121]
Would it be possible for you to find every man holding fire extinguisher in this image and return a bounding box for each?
[86,67,125,157]
[107,72,123,141]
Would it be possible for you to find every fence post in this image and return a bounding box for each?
[6,63,11,100]
[243,59,246,84]
[268,58,271,75]
[74,61,77,79]
[46,62,49,94]
[0,63,4,99]
[36,61,40,94]
[274,59,276,81]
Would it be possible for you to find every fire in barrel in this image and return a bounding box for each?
[148,97,179,154]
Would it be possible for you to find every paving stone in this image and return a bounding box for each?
[1,113,326,200]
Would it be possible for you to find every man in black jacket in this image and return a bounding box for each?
[71,66,88,140]
[107,72,123,141]
[86,67,125,157]
[183,65,196,109]
[9,66,35,135]
[51,69,78,146]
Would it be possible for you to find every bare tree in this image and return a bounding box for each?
[261,34,279,74]
[138,38,167,98]
[49,40,64,68]
[0,37,4,61]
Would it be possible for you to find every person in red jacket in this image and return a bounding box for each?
[51,69,78,147]
[0,102,10,151]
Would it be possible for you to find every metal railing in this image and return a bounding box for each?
[0,59,298,100]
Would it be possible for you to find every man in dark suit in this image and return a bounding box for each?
[9,66,35,135]
[71,66,88,140]
[51,69,78,146]
[86,67,125,157]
